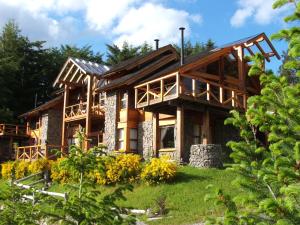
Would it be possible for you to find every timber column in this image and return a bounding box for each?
[202,109,211,144]
[152,112,159,157]
[61,85,69,150]
[176,106,184,162]
[85,75,93,150]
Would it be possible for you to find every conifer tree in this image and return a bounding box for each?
[205,1,300,224]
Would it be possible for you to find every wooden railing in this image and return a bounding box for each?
[135,72,247,110]
[65,102,104,121]
[0,124,28,136]
[16,144,67,161]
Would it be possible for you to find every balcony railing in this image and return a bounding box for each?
[16,144,67,161]
[0,124,28,136]
[135,72,247,110]
[65,102,104,121]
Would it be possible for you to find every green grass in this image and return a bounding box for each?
[0,166,236,225]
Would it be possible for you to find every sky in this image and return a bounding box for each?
[0,0,293,72]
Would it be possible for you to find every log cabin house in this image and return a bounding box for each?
[1,31,280,163]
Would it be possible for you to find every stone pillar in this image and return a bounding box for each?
[104,91,118,151]
[189,144,222,168]
[47,109,63,146]
[138,121,153,160]
[40,113,49,145]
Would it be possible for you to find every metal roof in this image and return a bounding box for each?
[70,57,110,76]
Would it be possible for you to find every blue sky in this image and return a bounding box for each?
[0,0,292,72]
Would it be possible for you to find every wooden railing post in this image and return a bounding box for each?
[192,79,196,97]
[243,94,247,109]
[15,125,18,135]
[30,147,32,160]
[231,90,235,107]
[206,83,210,101]
[16,148,19,160]
[219,86,223,104]
[135,88,138,108]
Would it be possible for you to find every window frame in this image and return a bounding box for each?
[160,125,175,149]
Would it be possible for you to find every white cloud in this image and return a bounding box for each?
[0,0,202,48]
[230,0,291,27]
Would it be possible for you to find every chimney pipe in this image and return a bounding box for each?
[179,27,185,65]
[154,39,159,50]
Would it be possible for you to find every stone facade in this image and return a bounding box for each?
[104,91,118,151]
[138,121,153,160]
[189,144,223,168]
[40,114,49,145]
[158,150,177,160]
[47,109,63,145]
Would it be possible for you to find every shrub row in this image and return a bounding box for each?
[1,155,177,184]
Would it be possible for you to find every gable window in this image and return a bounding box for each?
[119,91,127,109]
[160,125,175,149]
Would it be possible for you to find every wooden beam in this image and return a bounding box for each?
[63,64,75,81]
[245,45,255,56]
[85,75,93,150]
[255,42,270,62]
[176,106,184,162]
[262,33,281,60]
[53,59,71,87]
[153,112,159,157]
[160,79,164,102]
[192,79,196,97]
[236,46,246,90]
[61,85,69,149]
[69,67,80,83]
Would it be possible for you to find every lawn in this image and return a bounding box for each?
[0,166,235,225]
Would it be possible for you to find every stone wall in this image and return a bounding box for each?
[47,109,63,145]
[189,144,222,168]
[104,91,117,151]
[158,150,177,160]
[138,121,153,160]
[40,114,49,145]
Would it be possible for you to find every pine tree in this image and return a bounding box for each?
[205,1,300,224]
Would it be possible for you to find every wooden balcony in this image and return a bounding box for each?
[16,144,67,161]
[135,72,247,110]
[64,102,104,122]
[0,124,29,137]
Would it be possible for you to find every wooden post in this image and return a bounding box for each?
[219,87,223,104]
[176,72,180,97]
[146,84,150,105]
[192,79,196,97]
[236,46,246,90]
[153,113,159,157]
[61,85,69,149]
[231,90,235,107]
[176,106,184,162]
[202,110,211,144]
[135,88,138,108]
[206,83,210,101]
[26,122,30,135]
[85,75,92,150]
[160,79,164,102]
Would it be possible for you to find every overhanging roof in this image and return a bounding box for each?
[53,57,109,88]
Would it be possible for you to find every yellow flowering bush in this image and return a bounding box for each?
[141,156,177,184]
[15,160,30,179]
[106,154,141,184]
[50,157,71,183]
[1,161,15,179]
[28,159,51,174]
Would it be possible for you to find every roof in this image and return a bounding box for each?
[19,95,63,118]
[102,44,178,78]
[70,57,110,76]
[53,57,109,88]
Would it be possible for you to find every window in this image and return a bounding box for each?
[99,92,106,106]
[120,91,127,109]
[193,124,201,144]
[130,128,138,151]
[118,128,125,150]
[160,126,175,149]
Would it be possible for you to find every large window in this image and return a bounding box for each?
[160,125,175,149]
[130,128,138,151]
[118,128,125,150]
[119,91,127,109]
[193,124,201,144]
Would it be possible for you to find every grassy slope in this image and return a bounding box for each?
[0,166,235,225]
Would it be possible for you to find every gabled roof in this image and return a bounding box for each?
[19,95,63,118]
[53,57,109,88]
[97,45,179,91]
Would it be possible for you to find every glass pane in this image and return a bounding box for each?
[118,129,124,139]
[130,140,137,150]
[118,141,124,150]
[160,126,175,148]
[130,128,138,139]
[193,124,200,136]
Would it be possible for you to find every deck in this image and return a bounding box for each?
[135,72,247,110]
[0,124,29,137]
[64,103,104,122]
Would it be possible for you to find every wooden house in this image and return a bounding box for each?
[10,31,279,163]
